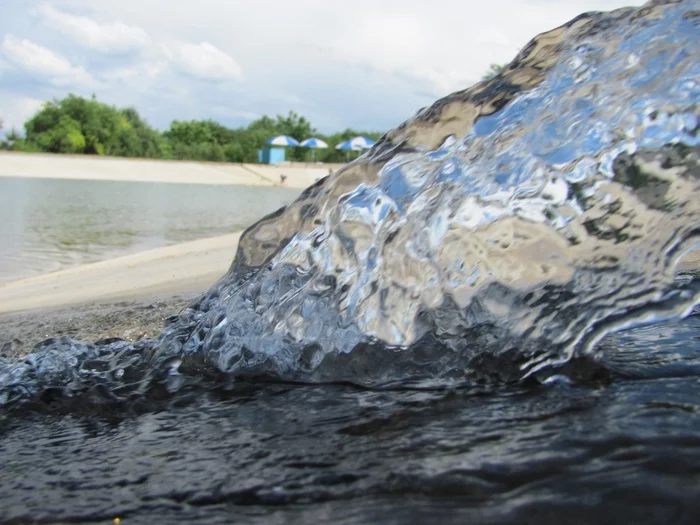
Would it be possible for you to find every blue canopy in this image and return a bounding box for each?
[300,137,329,149]
[335,136,375,151]
[267,135,299,147]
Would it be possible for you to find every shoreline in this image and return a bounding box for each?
[0,232,241,314]
[0,151,342,189]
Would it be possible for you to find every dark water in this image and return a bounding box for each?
[0,177,299,283]
[1,316,699,524]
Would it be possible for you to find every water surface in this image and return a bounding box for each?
[1,317,698,524]
[0,177,299,283]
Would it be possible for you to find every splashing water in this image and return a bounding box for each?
[1,0,698,405]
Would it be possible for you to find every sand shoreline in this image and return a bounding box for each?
[0,232,241,314]
[0,151,342,189]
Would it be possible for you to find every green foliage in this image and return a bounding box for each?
[4,95,165,158]
[482,63,507,80]
[0,94,383,165]
[0,128,41,152]
[165,120,241,162]
[159,109,381,164]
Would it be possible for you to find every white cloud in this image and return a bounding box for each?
[322,9,499,97]
[0,93,44,131]
[162,41,243,82]
[211,106,260,121]
[0,0,649,132]
[38,3,150,54]
[101,60,169,83]
[0,57,11,74]
[0,35,95,87]
[321,0,647,98]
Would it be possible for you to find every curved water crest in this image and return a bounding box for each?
[1,0,699,405]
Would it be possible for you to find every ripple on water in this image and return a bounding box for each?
[1,319,699,524]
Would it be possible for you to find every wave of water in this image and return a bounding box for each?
[1,0,699,405]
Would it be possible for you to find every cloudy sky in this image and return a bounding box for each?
[0,0,644,134]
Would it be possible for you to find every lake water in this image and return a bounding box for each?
[0,177,300,283]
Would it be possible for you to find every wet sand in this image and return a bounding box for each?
[0,232,240,360]
[0,293,197,360]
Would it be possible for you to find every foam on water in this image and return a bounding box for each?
[1,0,698,404]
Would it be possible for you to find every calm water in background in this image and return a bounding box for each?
[0,177,300,283]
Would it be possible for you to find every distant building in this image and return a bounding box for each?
[258,147,286,164]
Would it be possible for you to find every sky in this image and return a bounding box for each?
[0,0,645,135]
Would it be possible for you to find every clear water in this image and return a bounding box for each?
[0,177,300,283]
[1,317,699,524]
[0,1,699,522]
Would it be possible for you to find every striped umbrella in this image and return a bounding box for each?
[300,137,329,162]
[300,137,329,149]
[335,136,375,151]
[267,135,300,147]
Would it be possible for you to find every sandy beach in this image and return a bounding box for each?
[0,152,342,189]
[0,232,240,359]
[0,232,242,314]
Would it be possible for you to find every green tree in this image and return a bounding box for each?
[26,108,86,154]
[482,63,507,80]
[164,120,239,161]
[2,93,384,165]
[112,107,168,158]
[275,111,313,137]
[0,128,39,152]
[19,94,164,157]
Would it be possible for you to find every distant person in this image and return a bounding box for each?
[280,174,287,185]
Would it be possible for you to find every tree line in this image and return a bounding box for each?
[0,94,382,164]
